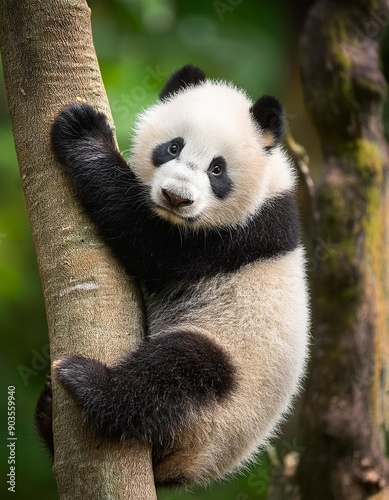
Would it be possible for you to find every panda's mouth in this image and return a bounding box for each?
[154,204,199,223]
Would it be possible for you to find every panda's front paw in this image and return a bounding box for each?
[51,103,114,169]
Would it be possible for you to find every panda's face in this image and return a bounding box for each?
[149,137,233,225]
[130,82,275,229]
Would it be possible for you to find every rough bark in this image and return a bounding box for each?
[296,0,389,499]
[0,1,157,498]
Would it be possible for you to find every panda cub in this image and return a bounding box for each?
[37,65,309,487]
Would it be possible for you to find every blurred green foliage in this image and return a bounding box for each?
[0,1,312,498]
[1,1,386,499]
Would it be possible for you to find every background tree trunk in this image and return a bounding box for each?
[0,0,157,498]
[297,0,389,498]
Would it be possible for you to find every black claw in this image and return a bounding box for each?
[35,376,54,458]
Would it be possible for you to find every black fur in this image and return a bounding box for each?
[152,137,185,167]
[51,102,116,167]
[50,103,299,293]
[35,377,54,457]
[207,156,233,199]
[250,95,286,149]
[54,331,235,445]
[159,64,206,100]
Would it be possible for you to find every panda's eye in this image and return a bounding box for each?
[168,142,180,156]
[210,164,223,176]
[208,157,226,177]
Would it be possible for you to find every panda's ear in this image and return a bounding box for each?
[159,65,206,100]
[250,95,286,150]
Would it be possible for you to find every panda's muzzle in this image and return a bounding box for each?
[161,188,194,208]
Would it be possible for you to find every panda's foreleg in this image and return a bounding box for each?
[51,103,142,238]
[51,103,138,210]
[54,331,236,444]
[50,103,147,269]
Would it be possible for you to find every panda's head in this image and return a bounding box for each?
[130,65,289,229]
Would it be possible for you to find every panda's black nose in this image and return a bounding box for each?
[162,189,194,207]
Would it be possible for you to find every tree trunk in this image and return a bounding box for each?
[297,0,389,498]
[0,1,157,498]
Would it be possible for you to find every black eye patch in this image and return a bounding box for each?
[207,156,233,199]
[152,137,184,167]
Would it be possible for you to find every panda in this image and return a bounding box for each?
[36,64,309,487]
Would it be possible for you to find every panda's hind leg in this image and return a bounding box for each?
[152,417,243,488]
[54,331,236,447]
[153,438,210,488]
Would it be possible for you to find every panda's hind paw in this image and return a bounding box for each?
[54,355,110,409]
[35,375,54,457]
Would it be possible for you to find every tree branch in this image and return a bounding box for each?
[0,0,157,497]
[284,130,319,238]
